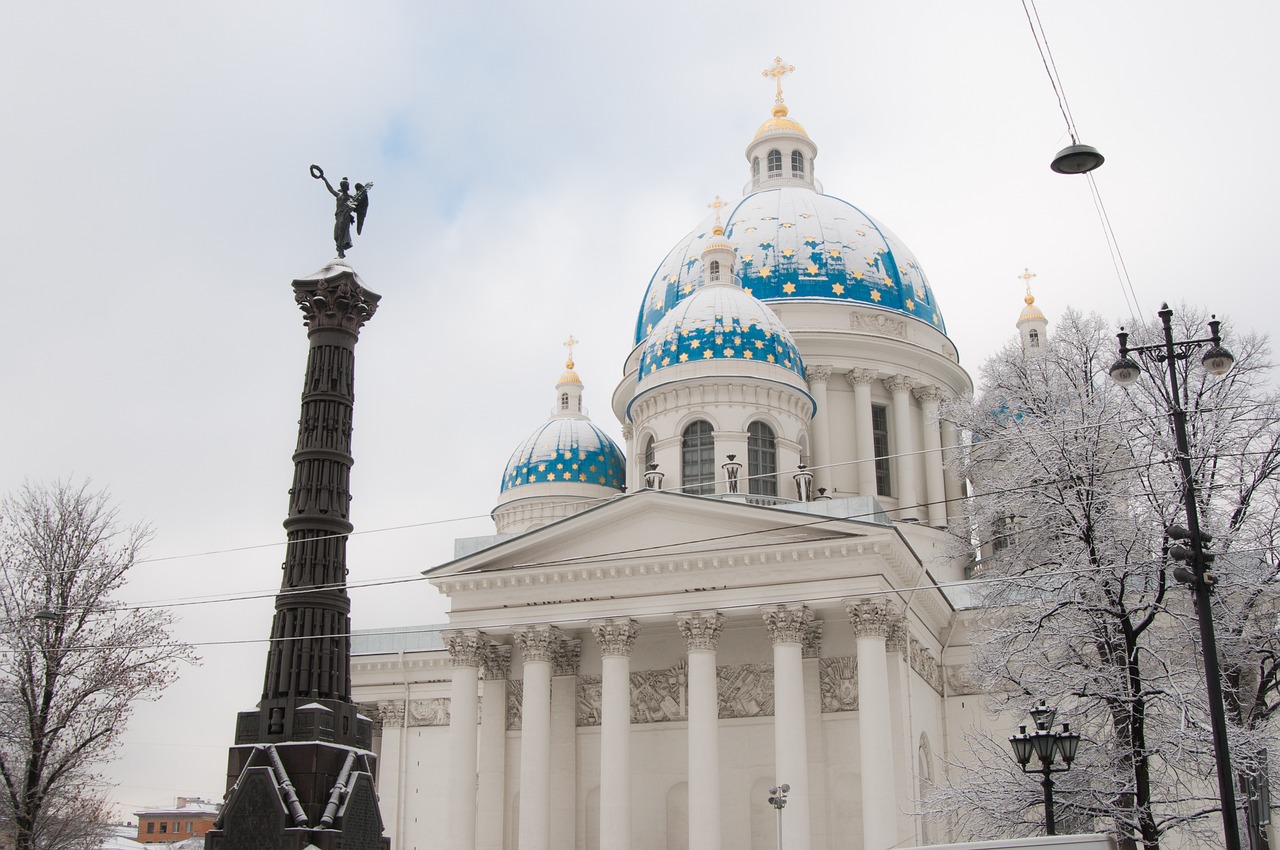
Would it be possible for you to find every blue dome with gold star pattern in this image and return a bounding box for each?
[500,419,626,493]
[634,186,945,344]
[637,278,806,383]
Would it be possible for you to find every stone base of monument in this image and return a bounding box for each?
[204,737,389,850]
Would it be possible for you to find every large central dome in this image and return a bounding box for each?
[635,186,945,344]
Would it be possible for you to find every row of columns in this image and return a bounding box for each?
[805,367,961,527]
[443,598,907,850]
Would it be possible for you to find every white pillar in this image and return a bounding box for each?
[763,605,813,850]
[846,369,878,497]
[805,365,833,494]
[802,617,830,850]
[446,630,486,850]
[884,374,919,521]
[846,599,899,850]
[551,639,581,850]
[677,611,725,850]
[515,625,559,850]
[592,618,640,850]
[940,417,964,524]
[476,645,510,850]
[913,385,948,528]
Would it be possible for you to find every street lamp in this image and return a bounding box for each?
[1107,303,1241,850]
[1009,700,1081,835]
[768,783,789,850]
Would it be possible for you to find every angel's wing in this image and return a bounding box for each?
[354,183,372,235]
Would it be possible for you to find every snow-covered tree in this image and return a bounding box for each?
[0,482,197,850]
[932,308,1280,850]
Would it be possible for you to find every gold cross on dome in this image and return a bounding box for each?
[708,195,728,228]
[1017,267,1037,294]
[762,57,795,105]
[563,334,580,368]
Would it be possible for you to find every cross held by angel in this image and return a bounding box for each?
[311,164,373,259]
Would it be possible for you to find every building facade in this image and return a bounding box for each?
[352,75,995,850]
[135,799,219,845]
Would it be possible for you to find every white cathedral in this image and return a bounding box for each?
[350,65,1051,850]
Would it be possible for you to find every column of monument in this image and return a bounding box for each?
[206,256,388,850]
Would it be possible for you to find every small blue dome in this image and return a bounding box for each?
[638,281,805,382]
[500,419,626,492]
[635,186,945,344]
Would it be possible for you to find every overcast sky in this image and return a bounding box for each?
[4,0,1277,820]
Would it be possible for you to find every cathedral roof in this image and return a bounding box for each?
[499,419,625,492]
[637,280,805,383]
[634,186,946,344]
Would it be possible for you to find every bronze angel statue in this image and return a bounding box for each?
[311,164,372,258]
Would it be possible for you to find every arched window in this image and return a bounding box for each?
[560,392,569,410]
[681,420,715,495]
[791,150,805,178]
[1029,328,1041,347]
[644,436,656,469]
[767,149,782,176]
[708,259,721,282]
[748,421,778,496]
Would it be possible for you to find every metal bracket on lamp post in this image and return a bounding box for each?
[768,783,789,850]
[1108,303,1241,850]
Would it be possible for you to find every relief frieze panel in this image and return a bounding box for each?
[819,656,859,712]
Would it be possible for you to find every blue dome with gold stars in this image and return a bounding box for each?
[634,186,945,344]
[637,278,806,383]
[500,419,626,493]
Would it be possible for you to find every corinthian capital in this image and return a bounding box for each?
[484,644,512,680]
[761,604,813,645]
[591,618,640,657]
[912,384,944,405]
[677,611,726,652]
[845,598,899,639]
[845,368,878,388]
[882,374,914,395]
[553,639,582,677]
[802,617,824,659]
[514,624,562,664]
[805,365,833,384]
[292,265,381,333]
[444,629,488,668]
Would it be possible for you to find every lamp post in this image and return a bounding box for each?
[1108,303,1241,850]
[768,783,789,850]
[1009,700,1081,835]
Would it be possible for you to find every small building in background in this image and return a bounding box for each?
[133,798,219,845]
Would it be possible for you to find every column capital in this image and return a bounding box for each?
[805,365,833,384]
[445,629,489,668]
[292,267,381,334]
[591,618,640,657]
[802,617,824,659]
[886,615,910,655]
[677,611,726,651]
[845,368,878,388]
[844,598,899,639]
[553,638,582,676]
[882,373,914,395]
[514,624,562,663]
[621,423,634,441]
[761,603,813,644]
[484,644,512,680]
[912,384,944,405]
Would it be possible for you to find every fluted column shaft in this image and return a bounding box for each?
[446,630,486,850]
[515,626,558,850]
[763,605,813,850]
[846,600,899,850]
[592,619,640,850]
[847,370,878,497]
[914,386,948,528]
[806,366,833,493]
[678,612,725,850]
[884,375,919,521]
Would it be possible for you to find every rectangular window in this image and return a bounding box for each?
[872,404,892,497]
[186,822,194,833]
[159,824,167,834]
[146,824,155,835]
